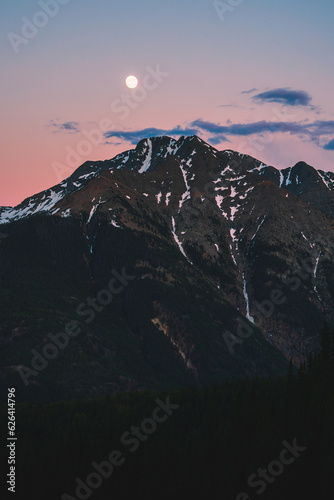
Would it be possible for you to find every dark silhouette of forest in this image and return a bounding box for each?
[1,323,333,500]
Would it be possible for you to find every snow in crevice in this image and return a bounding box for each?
[230,228,237,243]
[87,198,106,224]
[229,246,237,266]
[317,171,331,190]
[239,186,254,200]
[89,233,97,254]
[314,251,321,278]
[165,192,171,206]
[301,232,315,248]
[223,150,233,158]
[221,165,234,175]
[243,273,255,323]
[251,215,267,241]
[249,204,256,216]
[229,226,239,263]
[248,162,268,173]
[108,209,122,228]
[138,139,153,173]
[156,192,162,204]
[111,219,121,228]
[313,251,322,302]
[78,172,96,180]
[171,217,192,264]
[121,153,130,164]
[225,175,246,182]
[285,167,293,186]
[278,170,284,187]
[178,160,191,211]
[61,209,71,218]
[87,204,98,224]
[215,195,224,210]
[230,205,241,222]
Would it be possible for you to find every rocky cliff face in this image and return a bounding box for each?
[1,135,333,401]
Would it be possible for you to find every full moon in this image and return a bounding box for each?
[125,75,138,89]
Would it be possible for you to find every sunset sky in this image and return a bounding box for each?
[1,0,333,207]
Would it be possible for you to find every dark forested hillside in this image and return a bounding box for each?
[1,343,333,500]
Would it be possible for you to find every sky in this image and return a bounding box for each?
[1,0,334,207]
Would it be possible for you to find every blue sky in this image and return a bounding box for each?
[0,0,333,205]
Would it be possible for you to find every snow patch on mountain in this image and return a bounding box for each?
[138,139,153,174]
[251,216,267,241]
[87,204,98,224]
[313,251,322,302]
[0,189,64,225]
[178,160,191,210]
[243,273,255,323]
[171,216,192,264]
[317,171,331,190]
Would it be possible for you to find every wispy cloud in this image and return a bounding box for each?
[190,118,305,136]
[46,120,80,134]
[323,139,334,150]
[103,119,334,151]
[241,88,258,95]
[104,126,199,144]
[46,117,334,153]
[252,88,312,107]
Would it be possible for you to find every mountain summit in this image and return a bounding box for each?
[1,135,334,402]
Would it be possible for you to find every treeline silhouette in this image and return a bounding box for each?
[1,324,333,500]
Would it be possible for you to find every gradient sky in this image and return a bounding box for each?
[1,0,333,207]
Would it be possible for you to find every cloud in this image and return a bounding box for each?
[241,88,258,95]
[208,135,230,145]
[253,88,312,107]
[103,119,334,152]
[190,118,308,136]
[104,126,199,144]
[47,120,80,133]
[323,139,334,150]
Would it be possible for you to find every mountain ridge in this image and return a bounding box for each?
[1,135,333,402]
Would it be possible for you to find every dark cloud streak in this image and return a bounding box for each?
[47,120,80,133]
[253,88,312,107]
[103,119,334,151]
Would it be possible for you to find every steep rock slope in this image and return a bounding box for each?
[1,135,333,401]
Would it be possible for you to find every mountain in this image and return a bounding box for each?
[1,135,333,402]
